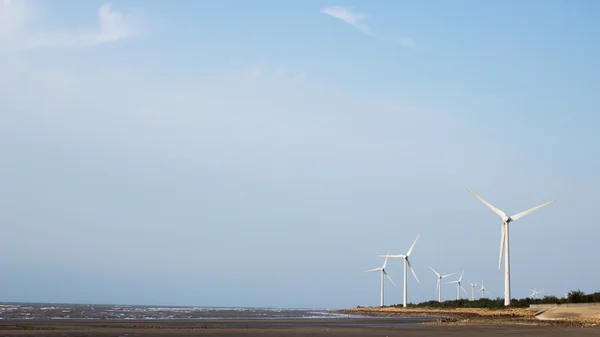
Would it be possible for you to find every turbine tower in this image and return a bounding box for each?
[469,282,479,301]
[446,271,468,300]
[365,251,396,306]
[429,266,455,302]
[465,189,554,306]
[376,234,421,308]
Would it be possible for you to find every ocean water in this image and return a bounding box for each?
[0,303,361,320]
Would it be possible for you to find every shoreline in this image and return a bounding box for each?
[333,306,600,328]
[1,318,599,337]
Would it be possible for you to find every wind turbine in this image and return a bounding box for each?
[529,288,544,299]
[478,280,492,299]
[469,282,479,301]
[364,251,396,307]
[429,266,455,302]
[376,234,421,308]
[465,189,554,306]
[446,271,468,300]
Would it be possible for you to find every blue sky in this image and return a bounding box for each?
[1,0,599,309]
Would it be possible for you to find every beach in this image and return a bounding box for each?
[336,306,600,328]
[2,319,600,337]
[3,303,600,336]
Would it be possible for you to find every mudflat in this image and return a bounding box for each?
[1,319,600,337]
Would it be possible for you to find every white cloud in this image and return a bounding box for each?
[0,0,138,52]
[321,5,416,49]
[96,3,135,44]
[321,6,372,35]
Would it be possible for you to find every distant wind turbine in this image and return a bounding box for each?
[466,189,554,306]
[377,234,421,308]
[529,288,544,299]
[446,271,468,300]
[365,250,396,306]
[478,280,492,299]
[469,282,479,301]
[429,266,455,302]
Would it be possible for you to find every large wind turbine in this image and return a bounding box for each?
[446,271,468,300]
[376,234,421,308]
[429,266,455,302]
[465,189,554,306]
[469,282,479,301]
[365,251,396,306]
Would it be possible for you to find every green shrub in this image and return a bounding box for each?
[390,290,600,308]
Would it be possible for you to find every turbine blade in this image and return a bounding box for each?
[384,270,396,287]
[466,189,508,219]
[458,270,464,282]
[447,280,459,284]
[365,268,381,273]
[382,250,390,269]
[406,233,421,257]
[510,200,555,221]
[499,225,506,270]
[407,259,420,283]
[377,254,406,258]
[442,272,456,278]
[428,266,440,277]
[461,285,468,295]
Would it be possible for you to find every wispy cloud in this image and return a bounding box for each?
[0,0,139,52]
[321,5,416,49]
[321,6,372,35]
[95,3,137,44]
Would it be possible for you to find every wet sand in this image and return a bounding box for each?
[2,319,600,337]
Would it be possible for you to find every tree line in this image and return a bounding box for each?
[389,290,600,309]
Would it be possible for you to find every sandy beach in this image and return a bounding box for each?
[336,306,600,328]
[2,318,600,337]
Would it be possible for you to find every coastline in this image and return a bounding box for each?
[334,306,600,328]
[2,304,600,336]
[1,318,599,336]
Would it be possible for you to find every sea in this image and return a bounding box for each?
[0,303,362,320]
